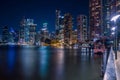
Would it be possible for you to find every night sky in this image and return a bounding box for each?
[0,0,89,33]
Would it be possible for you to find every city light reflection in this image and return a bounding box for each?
[20,48,36,77]
[39,48,49,78]
[7,46,15,73]
[54,49,64,80]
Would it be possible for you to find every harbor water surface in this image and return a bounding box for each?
[0,45,102,80]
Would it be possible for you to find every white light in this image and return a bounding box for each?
[59,16,64,19]
[111,32,115,35]
[61,16,64,19]
[111,15,120,22]
[111,27,116,31]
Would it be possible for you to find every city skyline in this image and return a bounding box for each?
[0,0,89,33]
[0,1,120,80]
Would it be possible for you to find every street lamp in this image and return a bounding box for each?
[111,32,115,35]
[111,14,120,59]
[111,27,116,31]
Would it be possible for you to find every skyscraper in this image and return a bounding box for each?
[29,22,37,45]
[55,10,61,31]
[19,18,26,43]
[77,15,88,42]
[0,35,2,42]
[8,27,15,43]
[116,0,120,14]
[110,0,116,16]
[109,0,120,43]
[64,13,73,47]
[35,31,41,45]
[72,29,77,44]
[2,26,9,43]
[40,23,49,43]
[19,18,37,45]
[89,0,102,39]
[102,0,110,36]
[55,10,64,41]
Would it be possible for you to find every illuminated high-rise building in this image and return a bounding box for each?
[55,10,61,31]
[2,26,9,42]
[102,0,111,36]
[8,27,15,43]
[108,0,120,18]
[77,15,88,42]
[0,35,2,42]
[19,18,26,43]
[116,0,120,14]
[19,18,37,45]
[29,22,37,45]
[89,0,102,39]
[108,0,120,43]
[72,29,78,44]
[50,31,56,40]
[58,16,64,42]
[35,31,41,45]
[64,13,73,46]
[110,0,116,16]
[40,23,49,43]
[0,27,2,40]
[55,10,64,41]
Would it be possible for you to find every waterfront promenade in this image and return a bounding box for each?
[115,51,120,80]
[103,48,120,80]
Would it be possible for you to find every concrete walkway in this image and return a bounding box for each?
[103,47,120,80]
[103,49,116,80]
[115,51,120,80]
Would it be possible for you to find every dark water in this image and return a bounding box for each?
[0,45,102,80]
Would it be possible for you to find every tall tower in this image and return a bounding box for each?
[89,0,102,39]
[9,27,15,43]
[110,0,116,16]
[40,23,49,43]
[19,18,37,45]
[102,0,111,36]
[19,18,26,43]
[29,21,37,45]
[77,15,88,42]
[116,0,120,14]
[2,26,9,42]
[64,13,73,46]
[55,10,61,35]
[109,0,120,43]
[55,10,64,41]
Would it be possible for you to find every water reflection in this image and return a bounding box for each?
[38,47,49,79]
[20,47,36,79]
[0,46,102,80]
[53,49,64,80]
[7,46,15,73]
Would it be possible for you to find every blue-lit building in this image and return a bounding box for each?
[14,30,19,43]
[40,23,49,44]
[107,0,120,44]
[55,10,64,41]
[0,35,2,42]
[19,18,25,44]
[102,0,111,36]
[89,0,102,39]
[77,15,88,42]
[8,27,15,43]
[64,13,73,46]
[50,32,56,40]
[55,10,61,32]
[35,31,41,45]
[19,18,37,45]
[2,26,9,43]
